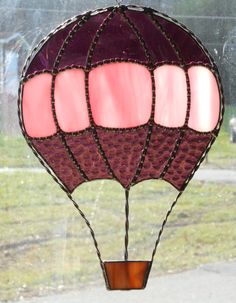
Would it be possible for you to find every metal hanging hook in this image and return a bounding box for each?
[116,0,124,6]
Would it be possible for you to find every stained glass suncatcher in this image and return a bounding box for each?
[18,5,224,290]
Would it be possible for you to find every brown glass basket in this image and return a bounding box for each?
[103,260,152,290]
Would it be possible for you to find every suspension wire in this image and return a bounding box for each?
[124,189,130,261]
[151,191,183,263]
[66,193,109,285]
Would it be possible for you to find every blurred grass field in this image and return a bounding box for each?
[0,174,236,301]
[0,106,236,301]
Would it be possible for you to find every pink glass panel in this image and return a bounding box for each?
[188,66,220,132]
[154,65,187,127]
[89,63,152,128]
[54,69,89,132]
[22,73,56,137]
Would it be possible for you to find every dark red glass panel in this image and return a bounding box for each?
[92,12,147,64]
[32,136,85,192]
[154,14,212,65]
[137,126,180,183]
[97,127,148,188]
[125,10,180,64]
[65,131,112,181]
[26,20,78,76]
[163,130,213,190]
[59,11,110,68]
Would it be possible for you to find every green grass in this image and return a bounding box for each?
[0,172,236,302]
[0,136,38,168]
[205,104,236,167]
[205,130,236,167]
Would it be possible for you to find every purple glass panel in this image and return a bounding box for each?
[26,20,79,76]
[137,126,179,183]
[153,14,212,65]
[163,130,213,190]
[97,126,148,188]
[59,11,110,68]
[32,136,85,192]
[92,12,147,64]
[125,10,179,64]
[65,131,112,181]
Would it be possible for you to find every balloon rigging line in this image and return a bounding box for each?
[124,189,130,261]
[66,194,105,273]
[150,191,183,263]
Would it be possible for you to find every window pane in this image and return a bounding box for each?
[1,1,235,302]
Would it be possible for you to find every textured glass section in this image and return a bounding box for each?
[32,136,85,192]
[65,132,112,181]
[137,126,180,182]
[97,127,148,187]
[163,130,213,190]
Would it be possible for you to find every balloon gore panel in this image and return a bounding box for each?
[59,11,111,68]
[154,65,187,127]
[54,69,90,132]
[163,130,213,189]
[97,127,149,188]
[92,12,148,64]
[136,125,180,183]
[153,13,212,65]
[188,66,220,132]
[125,10,179,64]
[22,74,56,137]
[65,131,112,182]
[25,20,79,75]
[89,63,152,127]
[31,136,85,191]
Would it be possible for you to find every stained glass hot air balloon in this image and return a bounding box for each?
[18,4,224,290]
